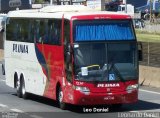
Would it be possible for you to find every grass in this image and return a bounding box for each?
[135,29,160,42]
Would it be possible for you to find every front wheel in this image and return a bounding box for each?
[57,87,67,110]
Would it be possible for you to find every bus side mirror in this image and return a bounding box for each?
[66,44,72,63]
[66,52,71,63]
[138,42,143,61]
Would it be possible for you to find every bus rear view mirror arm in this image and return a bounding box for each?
[68,44,72,53]
[66,44,72,63]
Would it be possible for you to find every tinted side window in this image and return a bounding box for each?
[6,19,18,41]
[35,19,62,45]
[21,20,30,42]
[28,20,35,43]
[6,18,62,45]
[48,20,62,45]
[6,19,33,43]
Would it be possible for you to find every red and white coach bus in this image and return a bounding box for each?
[4,5,142,110]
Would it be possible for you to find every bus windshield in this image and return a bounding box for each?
[73,20,138,82]
[73,43,138,82]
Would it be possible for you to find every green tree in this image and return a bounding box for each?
[35,0,45,4]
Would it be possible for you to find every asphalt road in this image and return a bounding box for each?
[0,63,160,118]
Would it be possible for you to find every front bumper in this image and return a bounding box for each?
[72,90,138,105]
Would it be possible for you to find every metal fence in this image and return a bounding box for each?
[140,42,160,67]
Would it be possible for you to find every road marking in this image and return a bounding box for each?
[0,79,5,82]
[10,108,24,113]
[0,103,8,108]
[139,89,160,95]
[30,115,44,118]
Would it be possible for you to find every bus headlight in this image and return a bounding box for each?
[73,86,90,95]
[126,84,139,93]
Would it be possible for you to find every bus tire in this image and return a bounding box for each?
[57,87,66,110]
[21,78,28,99]
[16,79,22,98]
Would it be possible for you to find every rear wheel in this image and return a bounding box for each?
[21,79,28,99]
[57,87,66,110]
[16,79,22,98]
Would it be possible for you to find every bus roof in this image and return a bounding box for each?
[7,5,131,20]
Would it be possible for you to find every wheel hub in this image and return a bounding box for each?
[16,80,20,90]
[59,91,63,103]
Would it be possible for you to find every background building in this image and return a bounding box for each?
[0,0,31,13]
